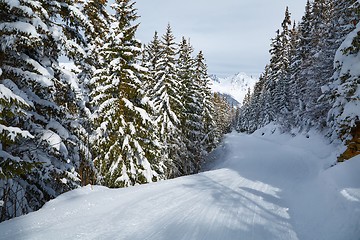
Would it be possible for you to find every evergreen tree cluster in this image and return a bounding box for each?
[237,0,360,161]
[141,26,221,178]
[0,0,221,221]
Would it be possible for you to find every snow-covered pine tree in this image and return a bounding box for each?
[291,0,357,133]
[290,0,314,130]
[260,29,283,126]
[287,21,302,129]
[143,28,219,173]
[213,93,233,135]
[238,88,253,133]
[293,0,334,130]
[299,0,313,59]
[289,0,334,131]
[0,67,35,177]
[237,0,359,156]
[239,71,266,133]
[143,31,162,92]
[73,0,110,103]
[274,7,292,131]
[323,0,360,161]
[194,51,218,153]
[307,0,335,128]
[0,0,93,221]
[177,37,203,174]
[46,0,105,188]
[91,0,164,188]
[150,24,186,177]
[266,8,291,129]
[0,67,39,221]
[80,0,109,41]
[253,74,267,131]
[67,0,111,186]
[237,8,294,133]
[332,0,358,39]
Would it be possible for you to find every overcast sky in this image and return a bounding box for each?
[135,0,308,78]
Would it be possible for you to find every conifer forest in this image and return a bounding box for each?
[237,0,360,161]
[0,0,359,227]
[0,0,234,221]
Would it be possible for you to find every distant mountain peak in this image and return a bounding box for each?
[210,72,258,106]
[209,74,220,83]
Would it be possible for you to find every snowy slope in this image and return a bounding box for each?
[0,126,359,240]
[210,72,258,105]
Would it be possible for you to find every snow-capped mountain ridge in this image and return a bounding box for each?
[210,72,258,105]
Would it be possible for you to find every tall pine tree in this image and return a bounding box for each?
[324,0,360,161]
[91,0,164,187]
[149,24,187,177]
[0,0,93,221]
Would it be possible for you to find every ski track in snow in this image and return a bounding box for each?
[0,131,359,240]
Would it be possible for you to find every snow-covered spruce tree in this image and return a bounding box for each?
[252,74,267,131]
[332,0,358,37]
[238,1,357,136]
[274,7,292,130]
[143,31,162,93]
[0,0,94,221]
[281,9,294,129]
[292,0,347,131]
[288,0,314,130]
[194,51,218,153]
[237,88,253,133]
[46,0,108,187]
[291,0,356,132]
[237,8,293,133]
[150,24,186,178]
[0,68,39,221]
[237,70,267,133]
[80,0,109,41]
[258,29,286,128]
[236,0,359,149]
[66,0,111,186]
[301,0,336,129]
[252,65,272,131]
[287,21,302,128]
[213,93,233,135]
[177,37,203,174]
[0,68,35,177]
[91,0,164,188]
[323,1,360,161]
[73,0,110,101]
[289,0,336,131]
[299,0,313,60]
[258,7,292,132]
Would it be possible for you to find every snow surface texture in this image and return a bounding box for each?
[210,72,258,105]
[0,125,359,240]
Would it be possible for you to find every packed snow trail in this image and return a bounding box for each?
[0,128,359,240]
